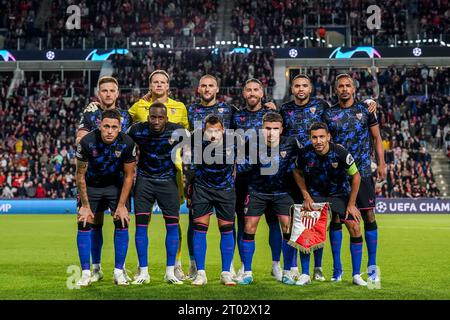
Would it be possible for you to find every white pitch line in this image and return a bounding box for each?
[380,226,450,230]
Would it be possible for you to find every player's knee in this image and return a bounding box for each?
[193,222,209,233]
[77,221,92,231]
[219,223,234,233]
[362,210,376,223]
[164,216,179,225]
[364,220,378,231]
[347,222,361,238]
[243,232,255,241]
[244,223,257,234]
[135,214,150,226]
[329,222,342,231]
[113,219,129,229]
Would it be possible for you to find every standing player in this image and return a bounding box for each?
[237,112,298,285]
[231,79,283,281]
[127,103,188,285]
[75,109,136,286]
[76,76,132,283]
[294,122,366,286]
[189,115,237,286]
[128,69,188,281]
[279,74,331,281]
[279,74,377,281]
[323,74,385,285]
[185,74,240,280]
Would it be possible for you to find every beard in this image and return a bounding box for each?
[246,96,261,108]
[201,94,215,104]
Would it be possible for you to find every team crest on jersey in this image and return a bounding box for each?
[170,108,176,115]
[92,149,98,157]
[356,113,362,120]
[218,108,224,113]
[310,107,316,114]
[168,138,174,145]
[331,162,338,168]
[115,150,122,158]
[280,151,287,158]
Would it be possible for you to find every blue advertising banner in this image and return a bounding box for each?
[0,200,189,215]
[0,198,448,214]
[375,198,450,214]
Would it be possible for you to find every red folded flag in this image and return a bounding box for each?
[289,203,329,254]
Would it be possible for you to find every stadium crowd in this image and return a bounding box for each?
[0,48,448,199]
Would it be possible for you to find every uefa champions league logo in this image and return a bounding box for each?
[46,51,55,60]
[288,49,298,58]
[412,47,422,57]
[376,201,387,213]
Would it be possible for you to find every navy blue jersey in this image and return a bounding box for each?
[76,130,136,187]
[231,106,272,131]
[240,136,299,195]
[191,131,236,190]
[127,122,187,180]
[279,98,329,147]
[323,101,378,178]
[78,103,132,133]
[187,102,239,131]
[296,143,357,197]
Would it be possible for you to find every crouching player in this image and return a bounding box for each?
[75,109,136,286]
[294,122,367,286]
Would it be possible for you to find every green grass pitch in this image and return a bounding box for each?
[0,214,449,300]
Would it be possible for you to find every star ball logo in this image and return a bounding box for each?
[46,51,55,60]
[412,47,422,57]
[376,201,387,213]
[288,49,298,58]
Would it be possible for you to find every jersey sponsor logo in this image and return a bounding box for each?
[310,107,316,114]
[115,150,122,158]
[307,162,315,167]
[346,154,355,166]
[331,162,338,168]
[240,115,246,122]
[356,113,363,120]
[288,111,294,117]
[280,151,287,158]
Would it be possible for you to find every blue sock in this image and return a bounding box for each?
[241,233,255,272]
[313,247,323,268]
[299,252,310,275]
[236,216,245,262]
[135,225,149,268]
[220,231,234,272]
[90,224,103,265]
[350,237,363,276]
[282,238,294,271]
[329,223,343,274]
[268,219,282,262]
[165,224,179,267]
[365,221,378,268]
[193,229,207,270]
[291,248,298,269]
[114,227,129,269]
[77,227,91,271]
[187,212,194,260]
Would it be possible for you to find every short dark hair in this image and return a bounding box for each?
[335,73,355,88]
[245,78,263,87]
[262,112,283,124]
[101,109,121,122]
[149,102,167,113]
[309,122,329,133]
[292,74,312,84]
[204,114,223,127]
